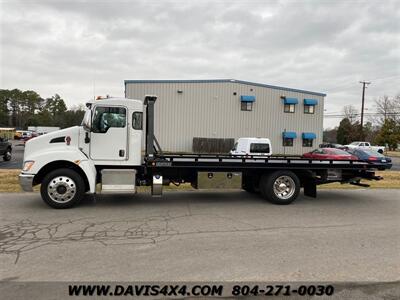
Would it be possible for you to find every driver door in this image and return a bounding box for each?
[90,105,128,161]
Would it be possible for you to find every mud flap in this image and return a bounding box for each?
[304,181,317,198]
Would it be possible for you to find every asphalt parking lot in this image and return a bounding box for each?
[1,189,399,283]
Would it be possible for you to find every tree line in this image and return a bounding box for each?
[0,89,85,129]
[323,95,400,150]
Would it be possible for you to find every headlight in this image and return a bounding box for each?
[22,161,35,172]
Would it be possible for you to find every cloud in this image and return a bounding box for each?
[0,0,399,128]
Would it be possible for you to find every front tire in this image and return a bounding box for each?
[259,171,300,205]
[3,149,11,161]
[40,168,85,209]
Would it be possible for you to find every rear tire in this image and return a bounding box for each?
[259,171,300,205]
[40,168,85,209]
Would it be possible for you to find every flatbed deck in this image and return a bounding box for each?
[147,153,385,171]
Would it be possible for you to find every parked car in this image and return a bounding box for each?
[0,137,12,161]
[230,137,272,156]
[344,141,385,154]
[302,148,357,160]
[23,134,38,144]
[347,149,392,170]
[14,130,33,140]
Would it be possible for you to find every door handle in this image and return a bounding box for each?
[84,132,90,143]
[119,150,125,157]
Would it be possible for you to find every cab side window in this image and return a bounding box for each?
[132,112,143,130]
[92,106,126,133]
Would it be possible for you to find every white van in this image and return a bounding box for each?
[230,137,272,156]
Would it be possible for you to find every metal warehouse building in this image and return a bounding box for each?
[124,79,326,155]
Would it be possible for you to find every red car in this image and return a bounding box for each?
[302,148,357,160]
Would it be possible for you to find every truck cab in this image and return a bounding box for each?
[19,97,145,208]
[230,138,272,156]
[81,97,144,165]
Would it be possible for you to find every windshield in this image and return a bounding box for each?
[327,149,350,155]
[362,149,384,157]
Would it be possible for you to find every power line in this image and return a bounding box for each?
[324,74,400,92]
[323,112,400,118]
[371,74,400,81]
[324,111,400,116]
[324,112,400,115]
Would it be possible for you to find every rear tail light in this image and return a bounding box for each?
[368,156,378,161]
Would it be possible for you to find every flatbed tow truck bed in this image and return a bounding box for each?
[144,152,384,202]
[138,96,384,204]
[148,153,380,170]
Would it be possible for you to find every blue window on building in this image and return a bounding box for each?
[304,99,318,114]
[282,97,298,113]
[240,95,255,111]
[302,132,316,147]
[282,131,297,147]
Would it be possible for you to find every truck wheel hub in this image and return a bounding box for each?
[273,176,295,199]
[47,176,76,203]
[56,185,67,194]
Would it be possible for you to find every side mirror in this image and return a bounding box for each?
[82,109,92,132]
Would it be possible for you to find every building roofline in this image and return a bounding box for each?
[124,79,327,97]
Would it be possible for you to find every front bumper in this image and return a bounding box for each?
[19,173,34,192]
[380,163,392,170]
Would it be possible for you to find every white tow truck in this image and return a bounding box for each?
[20,96,385,209]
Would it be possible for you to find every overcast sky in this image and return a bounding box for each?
[1,0,399,128]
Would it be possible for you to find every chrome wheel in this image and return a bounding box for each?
[47,176,76,203]
[273,175,295,200]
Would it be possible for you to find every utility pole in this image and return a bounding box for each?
[359,81,371,139]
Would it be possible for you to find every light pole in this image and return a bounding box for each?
[359,81,371,140]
